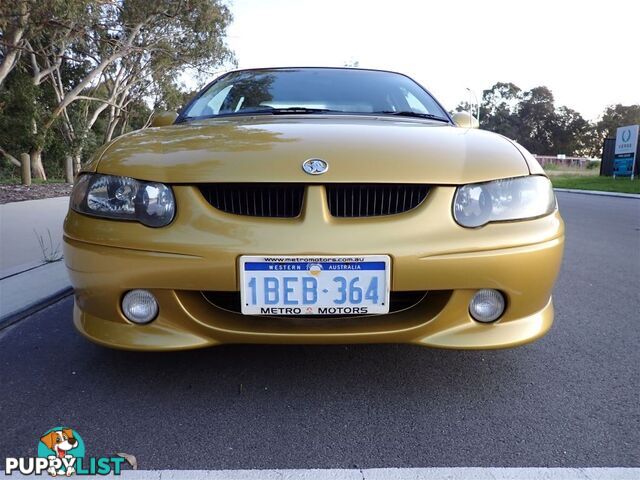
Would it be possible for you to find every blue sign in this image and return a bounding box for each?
[614,125,639,178]
[614,155,634,177]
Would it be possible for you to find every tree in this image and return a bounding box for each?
[0,0,55,88]
[552,106,592,156]
[95,0,235,145]
[0,70,41,168]
[472,82,606,157]
[1,0,235,180]
[596,104,640,139]
[2,0,99,178]
[0,0,29,87]
[1,0,84,89]
[479,82,522,140]
[516,86,557,154]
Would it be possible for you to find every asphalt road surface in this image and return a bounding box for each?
[1,192,638,470]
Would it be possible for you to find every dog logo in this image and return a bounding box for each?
[38,427,84,477]
[5,426,128,476]
[302,158,329,175]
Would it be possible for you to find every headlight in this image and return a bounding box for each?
[453,175,556,228]
[70,174,175,227]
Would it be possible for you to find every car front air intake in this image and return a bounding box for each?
[325,184,429,217]
[198,184,305,218]
[198,184,429,218]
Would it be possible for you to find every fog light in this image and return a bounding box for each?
[469,289,505,323]
[122,290,158,324]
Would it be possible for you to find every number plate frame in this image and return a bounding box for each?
[239,255,391,315]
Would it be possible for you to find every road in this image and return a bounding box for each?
[0,192,638,470]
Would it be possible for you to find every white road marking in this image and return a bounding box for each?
[22,468,636,479]
[3,468,639,479]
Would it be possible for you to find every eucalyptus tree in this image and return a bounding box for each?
[44,0,235,178]
[2,0,234,180]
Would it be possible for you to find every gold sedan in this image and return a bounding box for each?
[63,67,564,351]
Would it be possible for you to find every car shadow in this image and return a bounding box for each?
[86,339,525,398]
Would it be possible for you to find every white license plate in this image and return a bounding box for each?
[239,255,391,315]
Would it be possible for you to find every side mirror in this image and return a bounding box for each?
[151,111,178,127]
[452,112,479,129]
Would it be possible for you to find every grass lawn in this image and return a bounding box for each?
[550,175,640,194]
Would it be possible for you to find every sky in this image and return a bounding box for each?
[222,0,640,121]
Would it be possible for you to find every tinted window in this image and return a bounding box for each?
[183,68,447,119]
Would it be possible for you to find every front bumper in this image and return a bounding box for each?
[63,185,564,350]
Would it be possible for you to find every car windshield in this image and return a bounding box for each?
[181,68,449,121]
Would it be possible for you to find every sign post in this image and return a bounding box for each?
[613,125,639,179]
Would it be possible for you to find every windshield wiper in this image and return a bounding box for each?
[373,111,450,122]
[182,108,448,122]
[179,107,340,122]
[268,107,341,114]
[226,107,340,115]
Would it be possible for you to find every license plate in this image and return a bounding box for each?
[239,255,391,315]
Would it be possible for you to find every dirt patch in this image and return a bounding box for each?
[0,183,73,204]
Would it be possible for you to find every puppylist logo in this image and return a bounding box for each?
[4,427,125,476]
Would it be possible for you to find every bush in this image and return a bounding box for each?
[0,163,20,183]
[587,160,600,170]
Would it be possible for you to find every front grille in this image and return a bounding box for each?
[199,184,305,217]
[198,184,429,218]
[326,184,429,217]
[201,291,428,316]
